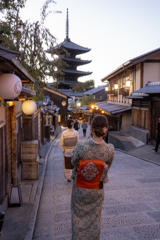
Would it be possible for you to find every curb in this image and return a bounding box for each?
[24,132,61,240]
[115,148,160,167]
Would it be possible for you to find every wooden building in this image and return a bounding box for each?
[0,46,35,210]
[98,47,160,142]
[82,84,108,102]
[43,87,69,127]
[127,81,160,142]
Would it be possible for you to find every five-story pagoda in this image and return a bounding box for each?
[47,9,92,89]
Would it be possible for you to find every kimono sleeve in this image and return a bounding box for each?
[71,142,81,166]
[107,144,114,168]
[59,132,64,148]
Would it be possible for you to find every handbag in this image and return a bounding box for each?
[64,154,74,169]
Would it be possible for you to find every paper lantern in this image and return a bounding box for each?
[22,100,37,115]
[114,83,119,90]
[0,74,22,99]
[105,86,108,91]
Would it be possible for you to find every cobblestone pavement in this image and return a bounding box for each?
[33,125,160,240]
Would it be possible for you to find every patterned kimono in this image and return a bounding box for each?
[71,138,114,240]
[60,128,79,179]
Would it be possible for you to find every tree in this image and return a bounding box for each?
[71,79,94,93]
[0,0,60,97]
[69,100,77,109]
[81,95,99,106]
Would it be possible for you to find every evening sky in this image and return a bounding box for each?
[21,0,160,86]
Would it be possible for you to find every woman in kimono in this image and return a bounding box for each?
[71,115,114,239]
[60,119,79,182]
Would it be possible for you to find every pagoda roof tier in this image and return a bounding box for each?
[51,81,78,86]
[62,57,92,66]
[47,38,91,55]
[61,68,92,76]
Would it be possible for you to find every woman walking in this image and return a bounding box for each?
[60,119,79,182]
[71,115,114,239]
[81,119,88,137]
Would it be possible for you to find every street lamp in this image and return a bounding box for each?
[91,104,95,109]
[76,99,81,119]
[76,99,81,108]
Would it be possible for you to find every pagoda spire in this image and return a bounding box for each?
[66,8,69,40]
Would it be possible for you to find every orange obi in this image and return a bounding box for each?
[76,159,104,189]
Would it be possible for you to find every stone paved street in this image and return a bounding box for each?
[33,125,160,240]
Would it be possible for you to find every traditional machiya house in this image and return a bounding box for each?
[127,81,160,143]
[43,86,70,127]
[46,9,92,90]
[82,84,108,102]
[42,95,61,140]
[97,47,160,143]
[0,46,36,211]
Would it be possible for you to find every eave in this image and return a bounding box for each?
[61,69,92,76]
[62,57,92,66]
[102,47,160,82]
[0,46,35,84]
[15,87,36,100]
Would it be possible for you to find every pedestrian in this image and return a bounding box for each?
[60,119,79,182]
[90,113,94,124]
[81,119,88,137]
[88,116,91,124]
[71,115,114,239]
[153,115,160,153]
[74,119,79,131]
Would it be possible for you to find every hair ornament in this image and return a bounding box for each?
[103,127,107,134]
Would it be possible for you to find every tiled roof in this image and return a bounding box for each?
[46,39,91,55]
[83,84,108,95]
[61,68,92,76]
[48,81,78,87]
[134,81,160,94]
[95,101,131,116]
[56,39,91,53]
[58,89,83,97]
[0,46,35,83]
[62,57,91,65]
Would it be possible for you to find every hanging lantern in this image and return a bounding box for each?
[125,79,132,87]
[105,86,109,91]
[22,100,37,115]
[0,74,22,99]
[114,83,119,90]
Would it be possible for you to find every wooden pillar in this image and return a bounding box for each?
[11,104,18,185]
[148,98,152,141]
[5,108,10,194]
[140,63,143,88]
[32,114,35,140]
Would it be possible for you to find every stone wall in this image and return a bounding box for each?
[129,125,148,144]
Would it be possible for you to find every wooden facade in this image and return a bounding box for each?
[151,97,160,140]
[0,46,35,210]
[43,87,68,127]
[131,96,160,141]
[0,125,5,204]
[101,48,160,139]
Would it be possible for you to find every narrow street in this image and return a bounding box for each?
[33,125,160,240]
